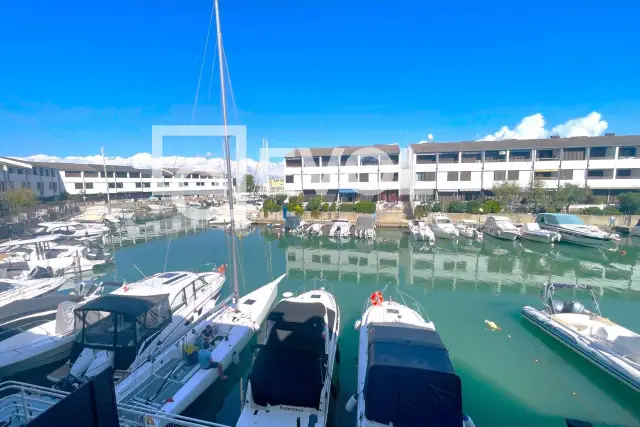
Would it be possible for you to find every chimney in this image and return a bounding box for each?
[550,135,560,139]
[605,132,615,137]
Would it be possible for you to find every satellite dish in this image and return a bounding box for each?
[282,292,294,298]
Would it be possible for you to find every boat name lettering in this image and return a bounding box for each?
[279,405,303,412]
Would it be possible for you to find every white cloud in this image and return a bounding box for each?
[479,112,608,141]
[20,152,285,180]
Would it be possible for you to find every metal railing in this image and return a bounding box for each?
[0,381,231,427]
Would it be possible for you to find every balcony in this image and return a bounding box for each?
[485,150,507,162]
[461,152,482,163]
[589,146,615,160]
[586,169,614,179]
[509,150,532,162]
[536,149,560,161]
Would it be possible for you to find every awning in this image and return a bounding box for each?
[534,169,558,173]
[339,189,356,194]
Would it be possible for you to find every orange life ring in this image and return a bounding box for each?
[217,264,227,274]
[370,291,384,306]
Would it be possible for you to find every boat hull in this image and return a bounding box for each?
[0,336,73,379]
[520,232,561,244]
[485,230,519,241]
[539,225,613,248]
[433,228,458,240]
[521,307,640,393]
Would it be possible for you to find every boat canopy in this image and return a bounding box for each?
[365,323,462,427]
[72,294,171,369]
[250,300,328,409]
[356,215,375,230]
[523,223,541,232]
[536,213,585,225]
[545,282,595,290]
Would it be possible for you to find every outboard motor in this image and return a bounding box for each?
[570,301,585,314]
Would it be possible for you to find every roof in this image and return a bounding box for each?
[410,135,640,154]
[76,294,169,317]
[284,144,400,158]
[0,157,33,169]
[17,160,99,172]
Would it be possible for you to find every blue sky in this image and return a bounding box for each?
[0,0,639,162]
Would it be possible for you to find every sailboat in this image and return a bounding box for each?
[115,0,282,419]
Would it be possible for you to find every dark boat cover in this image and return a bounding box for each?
[250,300,327,409]
[0,293,83,326]
[365,323,463,427]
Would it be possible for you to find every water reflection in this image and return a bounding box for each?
[272,228,640,296]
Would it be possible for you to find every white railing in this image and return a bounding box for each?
[0,381,231,427]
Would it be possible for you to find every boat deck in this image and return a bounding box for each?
[120,356,198,410]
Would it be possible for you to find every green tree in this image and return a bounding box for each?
[618,192,640,214]
[274,194,287,205]
[526,179,547,212]
[492,182,522,210]
[306,196,322,211]
[3,189,38,213]
[240,174,255,192]
[329,202,336,212]
[482,200,501,213]
[321,203,329,212]
[556,184,592,212]
[293,205,304,216]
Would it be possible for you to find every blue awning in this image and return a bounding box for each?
[339,189,356,194]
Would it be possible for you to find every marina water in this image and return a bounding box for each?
[13,223,640,427]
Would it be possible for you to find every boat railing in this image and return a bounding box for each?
[0,381,232,427]
[0,276,66,304]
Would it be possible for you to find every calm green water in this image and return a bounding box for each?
[21,223,640,426]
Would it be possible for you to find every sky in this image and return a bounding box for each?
[0,0,639,173]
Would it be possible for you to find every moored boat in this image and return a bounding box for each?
[482,215,520,241]
[236,288,340,427]
[522,282,640,393]
[536,213,616,248]
[348,290,475,426]
[430,213,460,240]
[408,220,435,242]
[456,219,483,241]
[519,222,561,244]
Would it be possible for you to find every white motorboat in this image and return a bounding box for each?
[456,219,483,241]
[354,215,376,239]
[347,291,476,427]
[536,213,616,248]
[46,270,226,388]
[0,280,120,343]
[116,274,284,419]
[482,215,520,241]
[0,236,113,275]
[226,219,252,232]
[36,221,110,239]
[0,280,121,379]
[407,220,435,242]
[236,288,340,427]
[631,218,640,237]
[329,218,352,238]
[519,222,561,244]
[430,213,460,239]
[0,267,69,309]
[306,223,323,236]
[522,283,640,393]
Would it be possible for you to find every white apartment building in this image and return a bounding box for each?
[283,144,402,202]
[409,134,640,202]
[1,158,228,201]
[0,157,63,201]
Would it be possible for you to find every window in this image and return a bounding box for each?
[447,172,459,181]
[310,175,320,183]
[559,170,573,180]
[136,183,142,188]
[170,290,186,311]
[507,170,519,181]
[50,169,55,176]
[416,172,435,181]
[74,183,84,189]
[619,146,638,158]
[285,175,294,184]
[108,183,123,188]
[285,158,302,167]
[563,148,586,161]
[460,171,471,181]
[536,149,560,160]
[461,152,481,163]
[129,172,140,179]
[48,182,53,190]
[312,254,321,263]
[485,151,507,162]
[349,173,358,182]
[36,182,42,190]
[303,157,319,167]
[587,169,613,179]
[534,171,558,180]
[416,154,436,164]
[84,171,99,178]
[321,174,330,183]
[589,147,611,159]
[287,253,296,262]
[381,172,399,182]
[197,182,205,187]
[341,155,358,166]
[65,171,81,178]
[142,174,151,179]
[8,168,15,173]
[45,169,50,176]
[106,172,114,178]
[114,172,127,178]
[361,156,378,166]
[85,183,94,189]
[17,169,24,174]
[494,171,506,181]
[381,154,399,165]
[52,183,57,192]
[439,153,459,164]
[616,169,632,178]
[359,173,369,182]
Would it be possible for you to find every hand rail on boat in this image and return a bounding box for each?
[0,381,232,427]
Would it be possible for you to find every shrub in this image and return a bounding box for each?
[355,200,376,214]
[339,203,356,212]
[306,196,322,212]
[274,194,287,205]
[467,200,483,214]
[329,202,336,212]
[482,200,501,213]
[414,205,429,218]
[448,201,468,213]
[579,206,621,216]
[321,203,329,212]
[430,204,442,212]
[310,209,321,219]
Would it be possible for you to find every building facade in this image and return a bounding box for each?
[409,134,640,202]
[282,135,640,203]
[0,157,63,201]
[283,144,402,202]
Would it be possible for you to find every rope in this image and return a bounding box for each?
[192,0,216,120]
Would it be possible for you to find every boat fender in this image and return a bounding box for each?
[463,414,476,427]
[345,394,357,412]
[354,320,361,331]
[232,351,240,365]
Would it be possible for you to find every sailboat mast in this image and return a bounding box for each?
[100,146,112,214]
[214,0,240,307]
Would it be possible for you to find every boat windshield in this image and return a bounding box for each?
[496,220,517,230]
[544,214,585,225]
[436,219,452,225]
